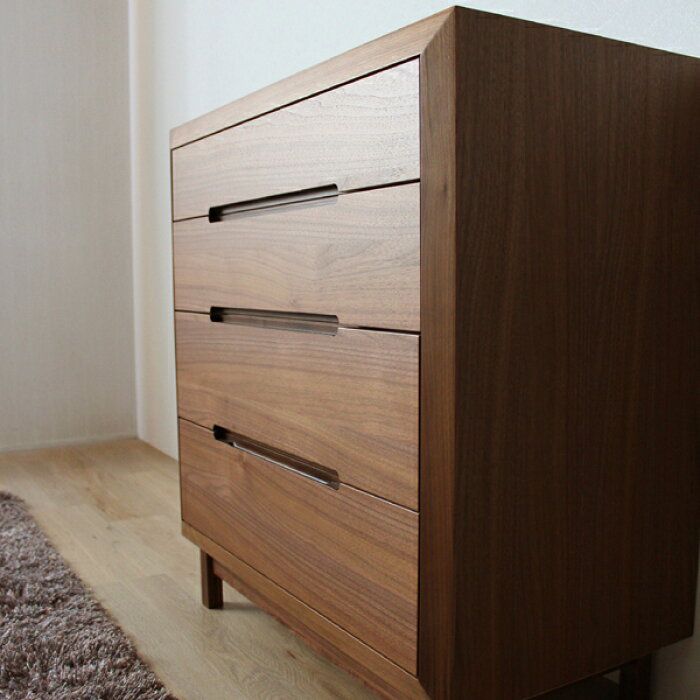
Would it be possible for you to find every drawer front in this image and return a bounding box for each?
[173,184,420,331]
[179,419,418,672]
[175,311,418,509]
[172,60,419,221]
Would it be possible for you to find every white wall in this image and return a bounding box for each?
[0,0,134,451]
[129,2,699,695]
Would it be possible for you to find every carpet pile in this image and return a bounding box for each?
[0,492,174,699]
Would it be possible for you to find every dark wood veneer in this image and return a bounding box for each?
[419,7,699,699]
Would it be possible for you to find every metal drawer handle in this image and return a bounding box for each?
[210,307,338,335]
[213,425,340,489]
[208,184,338,222]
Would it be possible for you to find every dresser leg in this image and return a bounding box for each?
[200,550,224,609]
[619,655,651,700]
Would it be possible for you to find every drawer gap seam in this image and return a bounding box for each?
[174,178,420,223]
[176,308,420,337]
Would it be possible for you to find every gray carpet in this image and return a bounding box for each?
[0,492,175,699]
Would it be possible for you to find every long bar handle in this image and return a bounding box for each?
[210,307,338,335]
[209,184,338,222]
[213,425,340,489]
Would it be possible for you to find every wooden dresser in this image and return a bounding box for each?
[170,8,699,699]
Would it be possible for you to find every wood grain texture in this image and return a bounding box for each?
[424,7,700,699]
[180,419,418,671]
[172,60,419,220]
[170,9,452,149]
[185,524,427,700]
[173,183,420,330]
[418,10,458,699]
[175,311,419,509]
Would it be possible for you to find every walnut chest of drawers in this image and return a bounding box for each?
[170,8,699,699]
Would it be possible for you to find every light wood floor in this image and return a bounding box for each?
[0,438,374,700]
[0,438,620,700]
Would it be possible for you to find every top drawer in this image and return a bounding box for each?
[172,60,419,221]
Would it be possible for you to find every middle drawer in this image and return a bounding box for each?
[173,183,420,332]
[175,311,418,509]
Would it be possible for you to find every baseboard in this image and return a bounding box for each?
[0,432,137,454]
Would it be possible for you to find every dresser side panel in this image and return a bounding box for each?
[452,8,700,698]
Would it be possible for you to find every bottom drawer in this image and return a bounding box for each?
[179,419,418,672]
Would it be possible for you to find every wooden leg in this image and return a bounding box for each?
[200,550,223,609]
[619,656,651,700]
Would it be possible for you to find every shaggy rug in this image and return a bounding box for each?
[0,492,175,699]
